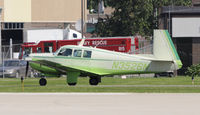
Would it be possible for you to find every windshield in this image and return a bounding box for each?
[19,47,22,59]
[23,47,32,58]
[53,48,59,55]
[3,61,19,67]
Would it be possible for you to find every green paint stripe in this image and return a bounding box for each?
[163,31,175,59]
[164,30,180,60]
[33,56,147,62]
[33,56,116,62]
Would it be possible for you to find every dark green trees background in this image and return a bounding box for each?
[88,0,192,37]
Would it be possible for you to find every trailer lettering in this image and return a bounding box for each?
[77,41,90,45]
[119,47,125,51]
[92,40,107,45]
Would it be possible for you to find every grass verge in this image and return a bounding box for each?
[0,76,200,93]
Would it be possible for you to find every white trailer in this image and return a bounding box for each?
[26,28,82,43]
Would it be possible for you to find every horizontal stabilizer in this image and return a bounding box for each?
[153,30,182,69]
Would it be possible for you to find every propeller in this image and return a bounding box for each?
[25,61,29,78]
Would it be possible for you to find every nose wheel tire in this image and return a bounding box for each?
[39,78,47,86]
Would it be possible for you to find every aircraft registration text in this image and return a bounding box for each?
[112,61,148,71]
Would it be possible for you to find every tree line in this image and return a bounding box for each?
[88,0,192,37]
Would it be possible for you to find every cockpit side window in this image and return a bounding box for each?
[63,49,72,56]
[73,49,82,57]
[83,50,92,58]
[58,48,72,56]
[58,48,65,56]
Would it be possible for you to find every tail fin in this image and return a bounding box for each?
[153,30,182,69]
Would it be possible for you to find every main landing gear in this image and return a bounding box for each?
[38,75,101,86]
[68,83,77,86]
[89,76,101,85]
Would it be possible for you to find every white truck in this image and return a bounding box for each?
[26,28,83,43]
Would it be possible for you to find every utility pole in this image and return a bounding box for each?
[0,8,2,78]
[0,8,2,64]
[81,0,84,38]
[168,5,171,35]
[168,0,174,35]
[10,38,13,59]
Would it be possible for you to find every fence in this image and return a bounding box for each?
[130,39,153,54]
[2,44,21,60]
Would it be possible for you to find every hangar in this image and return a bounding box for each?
[160,5,200,75]
[0,0,87,45]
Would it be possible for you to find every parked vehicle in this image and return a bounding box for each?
[26,28,83,43]
[19,37,138,59]
[154,72,174,77]
[0,59,30,78]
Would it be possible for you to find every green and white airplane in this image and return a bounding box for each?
[26,30,182,86]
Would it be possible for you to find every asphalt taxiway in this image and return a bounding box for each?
[0,93,200,115]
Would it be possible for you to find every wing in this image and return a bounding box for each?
[29,59,101,76]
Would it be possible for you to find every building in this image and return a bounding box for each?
[0,0,88,45]
[86,2,114,37]
[159,5,200,75]
[193,0,200,6]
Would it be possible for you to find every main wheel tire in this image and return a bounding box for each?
[39,78,47,86]
[89,78,99,85]
[68,83,77,86]
[169,73,174,77]
[154,73,159,78]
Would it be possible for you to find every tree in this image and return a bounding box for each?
[94,0,192,37]
[88,0,109,13]
[185,64,200,77]
[185,64,200,83]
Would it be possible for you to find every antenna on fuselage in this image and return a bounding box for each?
[78,38,85,46]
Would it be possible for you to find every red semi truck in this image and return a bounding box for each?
[19,37,139,59]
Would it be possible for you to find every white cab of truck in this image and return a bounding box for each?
[26,28,83,43]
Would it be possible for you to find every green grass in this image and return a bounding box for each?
[0,76,200,93]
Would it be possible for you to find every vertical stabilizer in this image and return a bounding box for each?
[153,30,182,69]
